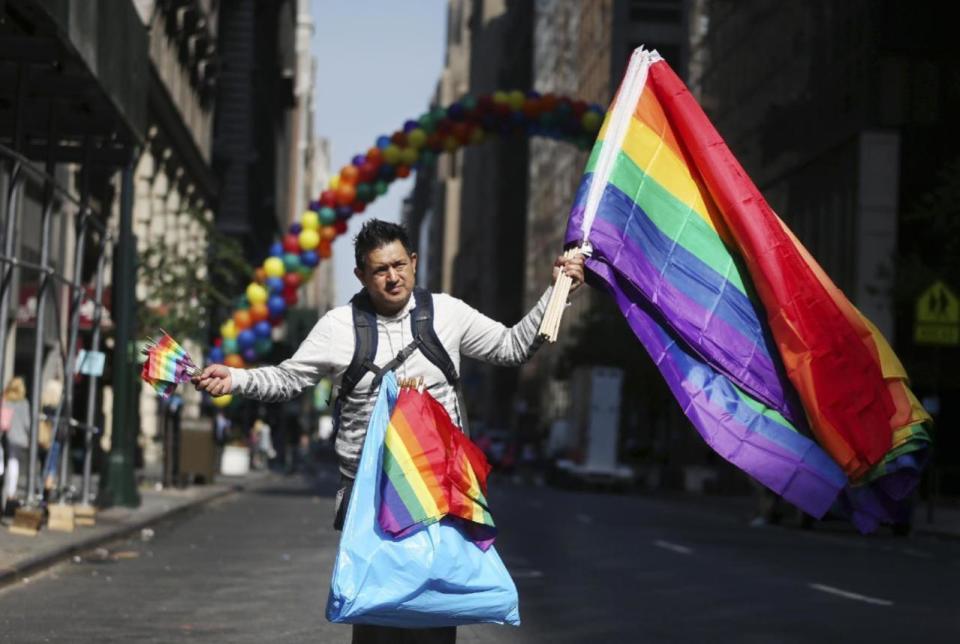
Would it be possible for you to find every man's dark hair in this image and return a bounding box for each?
[353,219,413,269]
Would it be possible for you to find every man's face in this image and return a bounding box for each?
[354,240,418,315]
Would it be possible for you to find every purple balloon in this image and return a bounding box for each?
[243,347,257,363]
[308,199,320,211]
[289,222,302,235]
[403,119,420,133]
[336,205,353,220]
[352,154,366,167]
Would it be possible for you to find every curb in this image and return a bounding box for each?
[0,485,238,589]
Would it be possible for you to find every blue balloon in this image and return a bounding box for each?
[254,320,272,339]
[268,294,286,317]
[208,347,225,364]
[237,329,256,350]
[301,250,319,267]
[243,347,257,363]
[319,206,336,225]
[378,164,395,181]
[376,135,391,149]
[266,276,284,294]
[222,338,238,355]
[269,241,283,257]
[308,199,320,211]
[447,103,465,120]
[352,154,366,167]
[289,222,302,235]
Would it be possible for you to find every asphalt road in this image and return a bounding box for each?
[1,465,958,643]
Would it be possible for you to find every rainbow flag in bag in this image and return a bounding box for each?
[378,385,496,550]
[566,48,930,531]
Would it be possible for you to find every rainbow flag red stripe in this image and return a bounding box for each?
[378,387,495,549]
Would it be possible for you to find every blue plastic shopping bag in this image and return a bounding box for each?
[326,372,521,627]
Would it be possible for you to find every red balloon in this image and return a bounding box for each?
[523,98,542,119]
[452,122,470,143]
[334,220,347,235]
[366,147,382,164]
[494,103,510,118]
[283,233,300,254]
[435,119,451,135]
[268,313,284,327]
[540,94,558,112]
[353,202,366,214]
[427,133,443,152]
[320,189,337,208]
[336,183,356,206]
[572,99,588,117]
[390,131,407,146]
[214,337,222,347]
[396,165,411,179]
[283,287,299,307]
[358,162,377,182]
[283,272,301,289]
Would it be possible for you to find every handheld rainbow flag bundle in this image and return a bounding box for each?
[563,48,931,532]
[378,377,496,550]
[140,331,199,399]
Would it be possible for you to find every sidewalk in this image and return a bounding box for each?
[0,479,240,587]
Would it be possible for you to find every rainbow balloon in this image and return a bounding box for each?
[379,384,496,551]
[206,91,606,374]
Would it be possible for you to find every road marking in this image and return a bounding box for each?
[512,569,544,579]
[576,513,593,525]
[809,583,893,606]
[653,540,692,555]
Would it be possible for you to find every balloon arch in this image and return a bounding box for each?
[207,90,604,399]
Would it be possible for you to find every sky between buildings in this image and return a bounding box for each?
[311,0,447,304]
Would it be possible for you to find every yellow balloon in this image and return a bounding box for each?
[263,256,285,278]
[299,228,320,251]
[383,145,401,165]
[507,90,525,111]
[246,282,268,306]
[492,90,508,104]
[399,147,418,165]
[329,175,340,190]
[220,320,237,340]
[211,394,232,408]
[301,210,319,231]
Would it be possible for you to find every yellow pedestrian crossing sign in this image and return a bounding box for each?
[914,281,959,346]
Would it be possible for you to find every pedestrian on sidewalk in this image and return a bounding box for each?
[2,377,32,514]
[195,219,584,643]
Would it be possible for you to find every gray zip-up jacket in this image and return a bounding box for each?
[228,288,552,478]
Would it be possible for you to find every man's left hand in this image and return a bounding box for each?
[553,253,586,294]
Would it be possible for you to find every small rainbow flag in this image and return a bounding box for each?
[378,385,496,550]
[140,332,199,399]
[565,48,930,531]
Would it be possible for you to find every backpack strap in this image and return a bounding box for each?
[340,290,380,400]
[409,287,459,386]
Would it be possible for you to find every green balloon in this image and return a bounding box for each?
[356,183,373,202]
[374,180,388,196]
[283,252,301,272]
[460,95,476,111]
[419,113,435,134]
[254,337,272,355]
[431,106,446,122]
[319,206,336,225]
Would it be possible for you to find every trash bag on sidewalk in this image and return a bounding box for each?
[326,371,520,628]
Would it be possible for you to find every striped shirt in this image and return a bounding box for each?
[228,288,552,478]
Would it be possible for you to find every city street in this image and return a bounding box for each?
[1,463,957,643]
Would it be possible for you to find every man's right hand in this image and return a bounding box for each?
[194,364,233,397]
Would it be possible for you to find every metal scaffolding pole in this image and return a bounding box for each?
[80,232,109,505]
[26,110,58,506]
[98,156,140,508]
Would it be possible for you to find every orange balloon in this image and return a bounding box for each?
[254,267,266,284]
[341,165,359,184]
[336,183,356,206]
[366,147,382,164]
[320,225,337,241]
[224,354,245,368]
[249,302,269,323]
[318,239,332,259]
[233,309,252,330]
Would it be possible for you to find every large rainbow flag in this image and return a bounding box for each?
[565,48,931,531]
[378,386,496,549]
